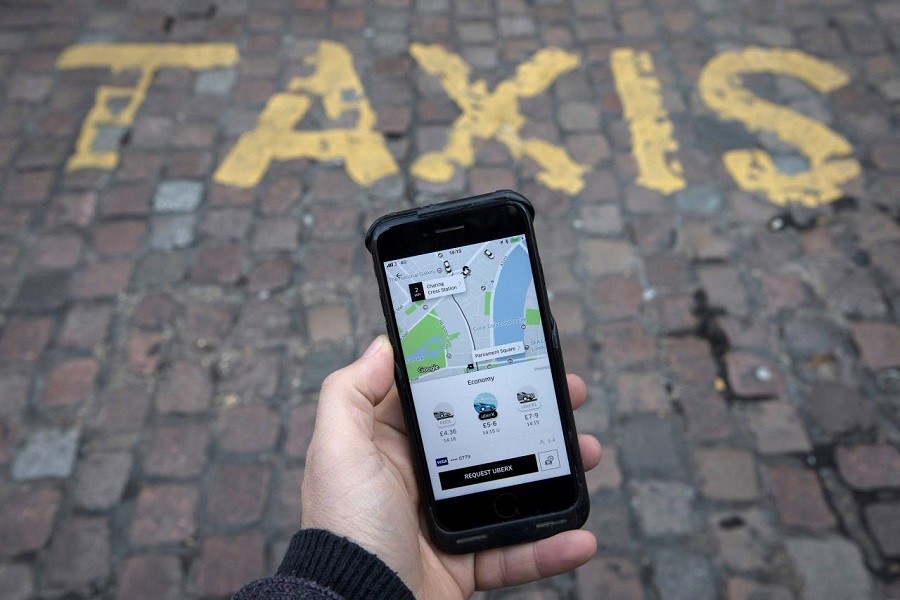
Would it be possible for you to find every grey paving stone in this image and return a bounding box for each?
[195,69,236,96]
[150,214,196,250]
[153,181,203,213]
[864,501,900,557]
[786,536,873,600]
[617,416,689,480]
[630,480,697,536]
[0,563,33,600]
[675,185,723,215]
[694,116,757,150]
[12,429,80,481]
[772,154,809,175]
[740,401,812,455]
[91,126,127,152]
[710,508,778,571]
[652,549,716,600]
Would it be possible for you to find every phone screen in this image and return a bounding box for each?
[383,234,571,500]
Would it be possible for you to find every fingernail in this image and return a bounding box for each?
[362,335,385,358]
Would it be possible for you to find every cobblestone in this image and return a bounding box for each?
[0,487,61,558]
[694,448,760,501]
[153,180,204,213]
[0,1,899,597]
[766,465,836,531]
[652,549,716,600]
[630,480,697,536]
[786,536,873,600]
[43,517,110,590]
[12,429,79,481]
[835,444,900,490]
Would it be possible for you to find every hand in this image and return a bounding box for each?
[300,335,602,599]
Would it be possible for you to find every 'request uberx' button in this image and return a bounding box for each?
[438,455,538,490]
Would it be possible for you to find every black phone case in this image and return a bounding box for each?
[365,190,589,554]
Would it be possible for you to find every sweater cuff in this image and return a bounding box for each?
[277,529,415,600]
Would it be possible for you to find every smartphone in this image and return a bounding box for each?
[365,190,589,554]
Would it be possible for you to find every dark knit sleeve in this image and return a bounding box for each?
[232,529,415,600]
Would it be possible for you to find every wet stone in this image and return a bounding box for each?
[153,180,203,213]
[617,416,689,480]
[652,549,716,600]
[851,322,900,371]
[150,214,196,250]
[12,270,69,312]
[12,428,79,481]
[725,578,792,600]
[218,353,280,401]
[695,448,760,501]
[740,401,812,455]
[679,391,733,441]
[835,444,900,491]
[116,554,182,600]
[725,352,784,399]
[195,69,236,95]
[143,424,210,479]
[630,480,697,536]
[820,263,887,320]
[0,371,30,417]
[805,381,875,439]
[43,517,110,590]
[134,251,187,288]
[711,508,778,571]
[782,314,851,360]
[577,557,643,600]
[675,184,723,215]
[786,536,873,600]
[864,501,900,557]
[766,465,836,530]
[0,563,33,600]
[129,485,198,546]
[73,452,133,511]
[156,361,213,415]
[0,487,61,557]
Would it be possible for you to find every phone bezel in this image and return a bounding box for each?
[370,195,583,533]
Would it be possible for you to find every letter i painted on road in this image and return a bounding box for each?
[698,47,861,207]
[214,41,399,188]
[409,43,587,195]
[56,43,240,171]
[611,48,686,196]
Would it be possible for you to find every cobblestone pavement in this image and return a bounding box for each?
[1,0,899,598]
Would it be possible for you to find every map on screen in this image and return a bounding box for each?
[384,235,548,383]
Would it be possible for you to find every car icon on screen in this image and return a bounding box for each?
[433,410,454,420]
[474,402,496,413]
[484,249,494,259]
[461,265,471,277]
[516,391,537,404]
[443,260,452,274]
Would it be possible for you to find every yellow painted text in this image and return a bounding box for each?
[56,43,240,171]
[611,48,685,195]
[213,41,398,188]
[409,43,587,195]
[698,47,860,207]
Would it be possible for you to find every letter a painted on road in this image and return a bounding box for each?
[699,47,861,207]
[56,43,240,171]
[409,43,587,195]
[214,41,399,188]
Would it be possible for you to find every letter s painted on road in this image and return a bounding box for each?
[698,47,861,208]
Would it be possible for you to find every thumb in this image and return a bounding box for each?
[313,335,396,438]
